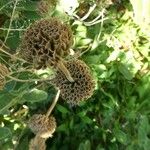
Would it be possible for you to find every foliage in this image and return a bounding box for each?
[0,0,150,150]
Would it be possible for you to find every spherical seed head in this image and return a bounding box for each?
[19,18,73,69]
[28,114,56,138]
[52,60,95,106]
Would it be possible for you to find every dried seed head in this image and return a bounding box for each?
[52,60,95,106]
[19,18,73,69]
[28,114,56,138]
[37,1,50,15]
[0,63,9,77]
[37,0,57,15]
[0,64,9,90]
[29,136,46,150]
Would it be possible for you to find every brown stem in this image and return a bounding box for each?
[46,89,60,118]
[56,60,74,82]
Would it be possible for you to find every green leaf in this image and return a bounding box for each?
[118,63,133,80]
[78,140,91,150]
[96,144,105,150]
[84,55,100,64]
[56,104,70,114]
[81,116,93,124]
[84,140,91,150]
[16,0,38,11]
[15,134,29,150]
[78,38,92,46]
[115,129,128,145]
[0,91,23,114]
[76,24,87,38]
[138,115,150,149]
[57,124,68,132]
[22,11,41,20]
[22,89,48,103]
[78,143,85,150]
[0,127,12,140]
[5,31,20,50]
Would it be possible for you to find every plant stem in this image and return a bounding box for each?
[7,75,53,83]
[57,60,74,82]
[46,89,60,117]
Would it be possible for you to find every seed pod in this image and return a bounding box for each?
[28,114,56,138]
[52,59,95,106]
[19,18,73,69]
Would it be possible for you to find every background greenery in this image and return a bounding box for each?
[0,0,150,150]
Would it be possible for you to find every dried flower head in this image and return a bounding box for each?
[28,114,56,138]
[0,63,9,90]
[37,0,57,15]
[52,60,95,106]
[29,136,46,150]
[19,18,73,69]
[0,63,9,77]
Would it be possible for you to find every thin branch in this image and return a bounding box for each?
[9,68,35,75]
[46,89,60,117]
[0,28,26,31]
[6,75,53,83]
[0,0,13,11]
[80,4,97,21]
[84,17,108,26]
[1,0,20,47]
[97,9,105,40]
[85,9,105,24]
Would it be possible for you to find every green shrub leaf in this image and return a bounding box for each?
[22,89,48,103]
[0,127,12,140]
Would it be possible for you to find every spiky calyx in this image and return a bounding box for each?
[19,18,73,69]
[52,59,95,106]
[28,114,56,138]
